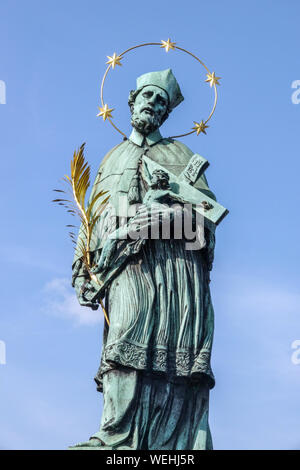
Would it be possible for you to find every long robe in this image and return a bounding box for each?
[72,129,216,450]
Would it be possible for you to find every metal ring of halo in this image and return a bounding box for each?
[99,40,219,139]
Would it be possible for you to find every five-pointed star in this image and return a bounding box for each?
[205,71,221,87]
[97,104,114,121]
[160,38,176,52]
[192,120,209,135]
[106,53,122,69]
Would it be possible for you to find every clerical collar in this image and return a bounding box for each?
[129,128,163,147]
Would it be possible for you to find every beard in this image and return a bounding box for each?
[130,109,162,135]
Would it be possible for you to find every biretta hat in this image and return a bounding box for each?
[136,68,184,111]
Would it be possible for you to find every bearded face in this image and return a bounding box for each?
[130,85,169,135]
[149,169,170,190]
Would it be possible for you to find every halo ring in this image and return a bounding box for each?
[99,40,219,139]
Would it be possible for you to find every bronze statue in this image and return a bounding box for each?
[70,68,227,450]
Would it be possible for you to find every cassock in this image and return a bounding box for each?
[72,127,216,450]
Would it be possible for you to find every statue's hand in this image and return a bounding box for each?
[75,277,99,310]
[133,202,178,228]
[72,259,99,310]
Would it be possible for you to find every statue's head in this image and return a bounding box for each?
[128,69,184,135]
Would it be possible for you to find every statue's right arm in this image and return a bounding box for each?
[72,258,99,310]
[71,142,125,304]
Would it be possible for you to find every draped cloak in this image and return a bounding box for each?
[72,128,217,392]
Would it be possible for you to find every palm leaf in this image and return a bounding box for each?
[53,143,110,324]
[86,190,109,219]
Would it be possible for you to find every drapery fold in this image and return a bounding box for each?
[92,369,213,450]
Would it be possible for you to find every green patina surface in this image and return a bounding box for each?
[70,69,228,450]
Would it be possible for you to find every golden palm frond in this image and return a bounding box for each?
[53,143,110,324]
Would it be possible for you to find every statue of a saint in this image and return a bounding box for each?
[71,69,217,450]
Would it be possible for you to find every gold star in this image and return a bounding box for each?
[192,120,209,135]
[106,53,122,69]
[160,38,176,52]
[205,71,221,87]
[96,104,114,121]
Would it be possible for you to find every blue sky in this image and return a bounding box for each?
[0,0,300,450]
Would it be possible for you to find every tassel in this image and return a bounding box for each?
[128,174,141,204]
